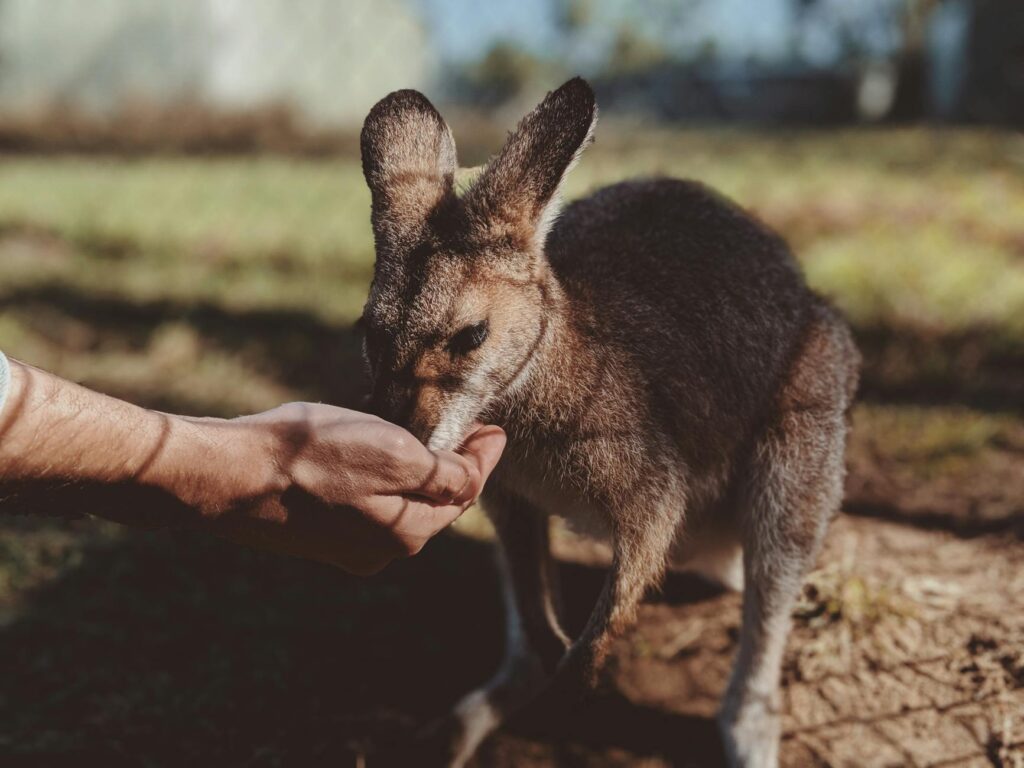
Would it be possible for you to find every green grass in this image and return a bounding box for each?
[852,403,1024,479]
[0,156,372,264]
[0,129,1019,417]
[0,157,375,320]
[0,128,1021,432]
[2,129,1023,335]
[0,127,1020,422]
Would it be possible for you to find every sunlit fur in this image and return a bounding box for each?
[359,78,860,768]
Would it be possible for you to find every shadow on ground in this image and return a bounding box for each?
[2,281,1023,416]
[0,521,730,767]
[0,282,370,414]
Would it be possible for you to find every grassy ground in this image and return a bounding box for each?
[0,128,1022,766]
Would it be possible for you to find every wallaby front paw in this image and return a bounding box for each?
[718,697,781,768]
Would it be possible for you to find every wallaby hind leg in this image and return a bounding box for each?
[718,404,848,768]
[440,494,569,767]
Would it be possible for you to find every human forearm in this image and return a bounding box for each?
[0,356,505,572]
[0,358,231,525]
[2,358,170,484]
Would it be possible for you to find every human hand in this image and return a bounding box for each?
[176,404,505,575]
[0,359,504,572]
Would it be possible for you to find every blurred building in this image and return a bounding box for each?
[0,0,435,127]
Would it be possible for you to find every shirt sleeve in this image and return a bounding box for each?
[0,350,10,420]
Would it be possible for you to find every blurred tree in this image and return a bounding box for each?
[788,0,904,66]
[903,0,942,52]
[554,0,596,36]
[694,38,719,66]
[466,41,552,104]
[552,0,707,76]
[605,24,669,74]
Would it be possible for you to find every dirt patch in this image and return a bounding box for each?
[475,515,1024,767]
[845,405,1024,536]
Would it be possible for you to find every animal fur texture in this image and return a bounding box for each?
[359,78,860,768]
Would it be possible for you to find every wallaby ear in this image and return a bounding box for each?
[361,90,457,256]
[466,77,597,249]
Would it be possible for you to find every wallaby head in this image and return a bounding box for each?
[359,78,597,450]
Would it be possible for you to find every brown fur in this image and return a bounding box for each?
[359,78,860,767]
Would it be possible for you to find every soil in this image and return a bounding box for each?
[464,512,1024,768]
[2,502,1021,767]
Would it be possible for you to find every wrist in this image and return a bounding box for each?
[145,414,288,525]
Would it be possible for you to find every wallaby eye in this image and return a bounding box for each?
[449,320,489,356]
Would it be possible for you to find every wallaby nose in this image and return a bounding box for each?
[367,379,408,423]
[367,379,436,444]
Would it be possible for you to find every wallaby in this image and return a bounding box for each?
[359,78,859,767]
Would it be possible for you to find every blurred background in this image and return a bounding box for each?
[0,1,1021,766]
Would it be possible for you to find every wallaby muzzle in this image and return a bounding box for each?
[367,378,438,445]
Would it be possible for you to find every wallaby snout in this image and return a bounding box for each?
[365,380,433,444]
[362,286,550,451]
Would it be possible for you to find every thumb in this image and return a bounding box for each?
[458,424,506,493]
